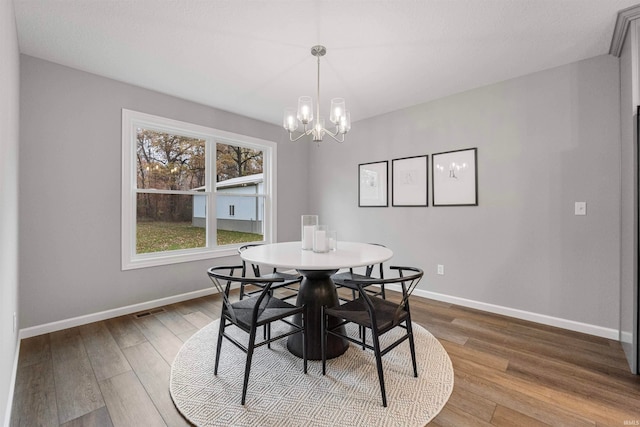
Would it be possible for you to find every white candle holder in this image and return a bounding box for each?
[313,225,330,253]
[328,230,337,251]
[301,215,318,250]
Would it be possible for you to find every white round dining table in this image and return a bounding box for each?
[240,241,393,360]
[239,241,393,271]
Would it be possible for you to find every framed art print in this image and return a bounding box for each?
[392,155,428,207]
[432,148,478,206]
[358,161,388,207]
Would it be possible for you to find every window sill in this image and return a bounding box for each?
[122,246,241,270]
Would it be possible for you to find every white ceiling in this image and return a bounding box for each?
[13,0,639,126]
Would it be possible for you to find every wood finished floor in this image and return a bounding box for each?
[10,289,640,426]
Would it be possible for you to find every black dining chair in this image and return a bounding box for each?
[207,265,307,405]
[238,244,302,301]
[331,243,387,302]
[321,266,424,407]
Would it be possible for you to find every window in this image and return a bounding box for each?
[122,109,277,270]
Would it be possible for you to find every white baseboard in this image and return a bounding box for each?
[621,330,634,344]
[18,282,621,342]
[19,287,221,339]
[3,340,19,427]
[386,285,620,340]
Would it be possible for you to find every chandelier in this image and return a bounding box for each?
[283,45,351,143]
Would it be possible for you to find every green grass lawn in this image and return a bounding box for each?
[137,221,263,253]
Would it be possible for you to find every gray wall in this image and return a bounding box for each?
[310,54,621,331]
[16,52,624,338]
[18,55,309,329]
[0,0,20,423]
[620,22,638,373]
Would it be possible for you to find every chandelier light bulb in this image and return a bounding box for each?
[297,96,313,124]
[283,108,298,132]
[330,98,345,124]
[338,110,351,134]
[313,117,326,141]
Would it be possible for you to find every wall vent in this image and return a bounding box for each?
[133,307,166,318]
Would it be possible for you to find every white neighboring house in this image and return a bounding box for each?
[192,173,263,235]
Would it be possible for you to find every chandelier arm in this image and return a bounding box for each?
[287,124,314,142]
[288,132,307,142]
[324,131,345,143]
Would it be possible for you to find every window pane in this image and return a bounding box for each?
[137,128,206,190]
[216,194,264,245]
[136,193,206,254]
[216,143,263,183]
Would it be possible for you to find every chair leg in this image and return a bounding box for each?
[241,329,257,405]
[321,305,327,375]
[380,284,386,299]
[239,283,245,300]
[302,306,307,374]
[372,332,388,407]
[214,318,226,375]
[406,319,418,377]
[266,324,271,348]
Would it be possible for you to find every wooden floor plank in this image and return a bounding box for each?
[104,316,147,349]
[506,352,640,410]
[181,310,214,330]
[122,342,190,427]
[49,328,105,424]
[60,406,113,427]
[79,322,131,381]
[431,402,494,427]
[154,308,198,336]
[491,404,551,426]
[452,360,597,426]
[99,371,167,427]
[455,356,639,425]
[417,316,469,346]
[466,337,640,388]
[17,334,51,368]
[179,298,221,320]
[132,315,186,365]
[440,340,509,372]
[10,360,58,427]
[452,317,628,372]
[445,386,496,423]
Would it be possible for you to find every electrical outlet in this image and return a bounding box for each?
[437,264,444,275]
[575,201,586,216]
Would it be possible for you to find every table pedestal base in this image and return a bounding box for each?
[287,269,349,360]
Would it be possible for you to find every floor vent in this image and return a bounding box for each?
[133,307,166,318]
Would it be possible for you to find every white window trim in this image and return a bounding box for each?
[121,109,277,270]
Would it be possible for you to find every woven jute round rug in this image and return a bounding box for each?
[170,319,453,427]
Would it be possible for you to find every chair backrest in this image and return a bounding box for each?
[238,243,274,277]
[207,265,240,322]
[344,265,424,324]
[350,243,386,278]
[207,264,285,324]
